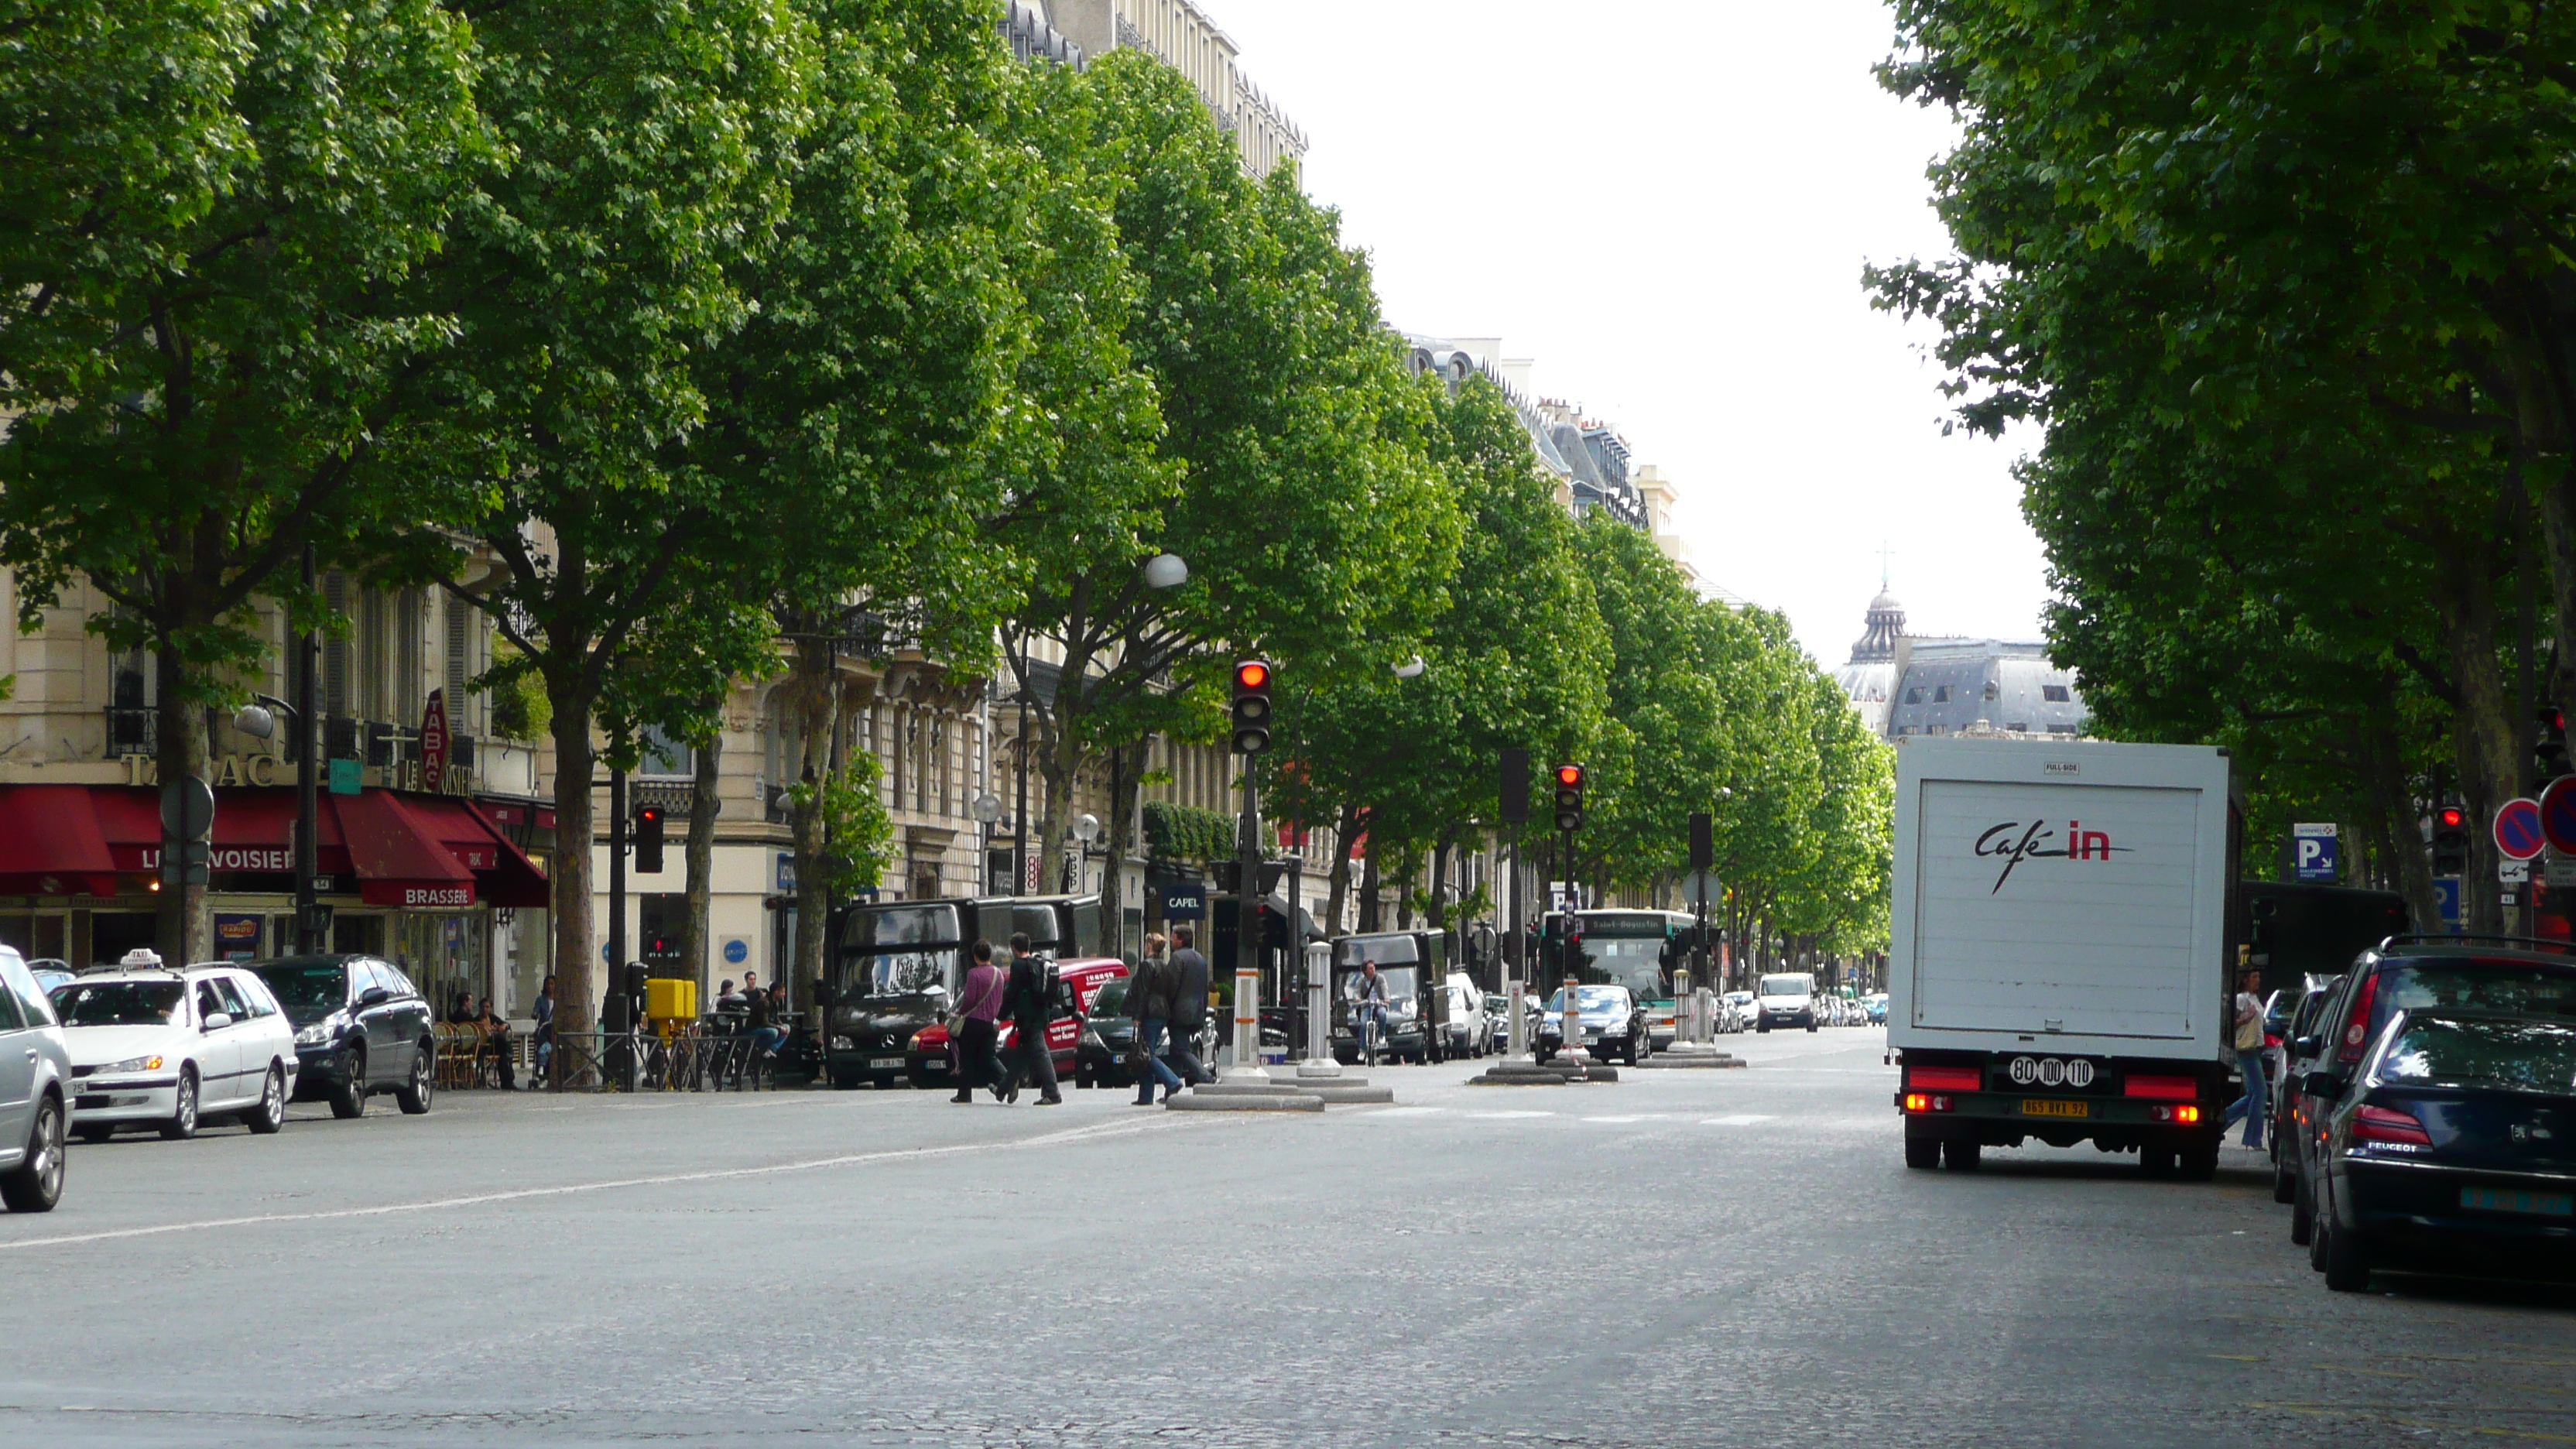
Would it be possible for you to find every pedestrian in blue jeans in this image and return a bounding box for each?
[1129,945,1184,1105]
[2221,969,2266,1148]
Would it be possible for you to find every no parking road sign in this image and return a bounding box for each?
[2496,796,2546,862]
[2541,777,2576,855]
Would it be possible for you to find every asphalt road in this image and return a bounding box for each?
[4,1027,2571,1447]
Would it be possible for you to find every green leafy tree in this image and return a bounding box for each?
[0,0,485,962]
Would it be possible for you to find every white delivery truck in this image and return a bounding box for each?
[1889,738,2237,1179]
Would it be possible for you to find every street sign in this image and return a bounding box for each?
[2496,796,2547,861]
[1679,869,1721,906]
[2546,849,2576,887]
[2501,857,2531,884]
[420,688,450,792]
[2541,776,2576,854]
[159,776,215,841]
[2291,823,2338,882]
[2434,876,2462,932]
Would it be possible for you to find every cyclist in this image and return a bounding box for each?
[1349,959,1390,1066]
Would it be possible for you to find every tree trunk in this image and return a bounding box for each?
[787,638,838,1003]
[680,721,721,993]
[2434,533,2519,935]
[1036,721,1080,899]
[548,690,598,1042]
[152,644,210,967]
[1325,801,1357,939]
[1099,739,1147,957]
[1358,836,1382,933]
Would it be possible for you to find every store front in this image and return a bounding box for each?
[0,783,550,1014]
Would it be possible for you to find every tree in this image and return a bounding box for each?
[0,0,485,963]
[991,52,1457,935]
[416,0,814,1040]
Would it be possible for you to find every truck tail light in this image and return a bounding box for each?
[1903,1092,1954,1113]
[1907,1066,1981,1092]
[2148,1104,2203,1124]
[2338,974,2379,1064]
[2352,1104,2430,1146]
[2124,1074,2197,1100]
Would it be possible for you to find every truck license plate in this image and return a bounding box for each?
[2460,1186,2574,1217]
[2021,1098,2089,1118]
[869,1057,905,1070]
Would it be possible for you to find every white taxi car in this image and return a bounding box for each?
[49,951,297,1141]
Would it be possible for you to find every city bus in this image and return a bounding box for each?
[1540,909,1693,1050]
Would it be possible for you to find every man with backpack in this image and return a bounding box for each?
[999,933,1065,1105]
[1163,924,1213,1085]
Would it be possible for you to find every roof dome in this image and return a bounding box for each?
[1849,587,1906,664]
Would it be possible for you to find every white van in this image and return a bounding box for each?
[1755,972,1818,1033]
[1441,973,1488,1058]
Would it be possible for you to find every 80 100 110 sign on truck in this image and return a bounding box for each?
[1888,738,2236,1179]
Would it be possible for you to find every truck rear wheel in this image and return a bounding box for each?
[2177,1138,2220,1182]
[1941,1139,1981,1171]
[2140,1144,2174,1177]
[1903,1133,1941,1170]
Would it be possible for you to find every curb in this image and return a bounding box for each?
[1165,1092,1324,1112]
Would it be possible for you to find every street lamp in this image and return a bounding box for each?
[1392,655,1425,679]
[233,690,321,954]
[1070,812,1100,893]
[1142,552,1189,591]
[972,792,1003,894]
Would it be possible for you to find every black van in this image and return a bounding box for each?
[1327,930,1449,1064]
[823,895,1105,1089]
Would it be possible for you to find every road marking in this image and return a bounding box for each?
[1358,1106,1447,1118]
[0,1117,1172,1252]
[1701,1114,1776,1126]
[1465,1110,1555,1119]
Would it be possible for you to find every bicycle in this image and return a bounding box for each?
[1352,1001,1386,1069]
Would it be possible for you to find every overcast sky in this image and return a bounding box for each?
[1211,0,2051,666]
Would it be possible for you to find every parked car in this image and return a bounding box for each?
[2270,977,2342,1207]
[907,955,1128,1091]
[1863,992,1889,1026]
[2284,938,2576,1249]
[2304,1007,2576,1291]
[1722,991,1756,1033]
[27,960,74,998]
[1535,984,1650,1066]
[53,953,300,1139]
[245,954,433,1119]
[1074,978,1139,1089]
[1483,992,1515,1053]
[0,947,70,1211]
[1754,972,1818,1033]
[1443,973,1488,1059]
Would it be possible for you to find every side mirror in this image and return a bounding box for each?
[2302,1069,2347,1099]
[358,986,391,1007]
[2293,1033,2324,1057]
[203,1012,233,1032]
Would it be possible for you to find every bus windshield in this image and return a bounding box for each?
[1580,937,1668,1000]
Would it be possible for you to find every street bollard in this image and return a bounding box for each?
[1557,972,1590,1068]
[1507,979,1526,1059]
[1227,966,1269,1083]
[1674,967,1693,1044]
[1300,957,1339,1078]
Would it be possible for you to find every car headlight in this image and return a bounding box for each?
[831,1036,855,1051]
[294,1012,347,1046]
[101,1054,165,1075]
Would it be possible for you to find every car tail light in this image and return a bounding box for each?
[2352,1104,2430,1146]
[1903,1093,1953,1113]
[1907,1066,1981,1092]
[2338,974,2379,1064]
[2125,1074,2197,1100]
[2149,1104,2203,1124]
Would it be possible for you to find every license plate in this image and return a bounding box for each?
[2460,1185,2574,1217]
[2022,1098,2089,1118]
[868,1057,904,1070]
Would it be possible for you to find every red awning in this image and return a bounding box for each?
[0,785,550,907]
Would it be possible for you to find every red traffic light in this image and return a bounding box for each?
[2438,807,2465,829]
[637,805,663,824]
[1235,660,1269,690]
[1554,765,1584,788]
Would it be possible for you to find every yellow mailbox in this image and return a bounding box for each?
[646,976,697,1023]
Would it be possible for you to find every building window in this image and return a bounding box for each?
[1983,680,2000,701]
[2047,724,2080,735]
[1932,685,1951,704]
[1903,687,1921,704]
[2042,683,2071,702]
[444,594,474,729]
[637,724,692,779]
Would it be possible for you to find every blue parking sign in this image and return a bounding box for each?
[2434,876,2462,932]
[2292,823,2339,882]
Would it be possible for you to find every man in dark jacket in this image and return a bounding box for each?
[997,933,1064,1105]
[1129,941,1184,1105]
[1163,925,1213,1085]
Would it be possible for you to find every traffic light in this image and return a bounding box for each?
[1552,763,1587,832]
[2540,707,2570,782]
[1230,659,1273,754]
[2430,803,2468,877]
[634,801,666,873]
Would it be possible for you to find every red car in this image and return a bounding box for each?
[904,956,1129,1091]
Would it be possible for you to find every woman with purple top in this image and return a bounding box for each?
[951,940,1009,1104]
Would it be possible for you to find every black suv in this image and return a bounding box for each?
[247,956,437,1118]
[2283,937,2576,1246]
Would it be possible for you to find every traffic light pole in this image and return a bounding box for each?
[1556,822,1590,1070]
[1230,757,1269,1084]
